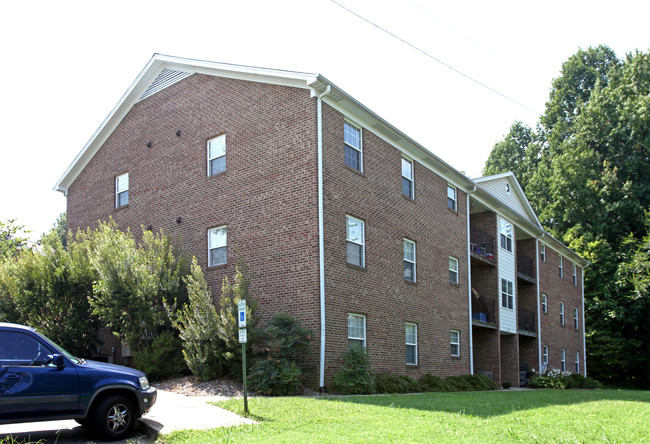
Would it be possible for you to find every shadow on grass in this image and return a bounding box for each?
[314,389,650,418]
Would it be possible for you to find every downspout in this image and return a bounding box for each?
[535,233,545,371]
[581,264,588,376]
[316,85,331,390]
[466,185,477,374]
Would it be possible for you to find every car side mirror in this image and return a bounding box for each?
[52,354,65,369]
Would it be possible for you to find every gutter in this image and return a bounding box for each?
[536,232,545,371]
[466,185,476,374]
[581,263,588,376]
[316,85,331,390]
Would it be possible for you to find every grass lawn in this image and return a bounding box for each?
[159,389,650,443]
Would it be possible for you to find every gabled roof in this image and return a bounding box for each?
[474,172,542,229]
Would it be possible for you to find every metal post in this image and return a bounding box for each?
[242,342,248,414]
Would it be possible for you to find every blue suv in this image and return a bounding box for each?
[0,322,157,440]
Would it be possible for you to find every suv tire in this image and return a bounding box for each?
[92,395,136,440]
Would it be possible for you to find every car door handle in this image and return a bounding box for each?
[3,374,20,381]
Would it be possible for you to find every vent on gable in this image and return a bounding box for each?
[139,69,193,101]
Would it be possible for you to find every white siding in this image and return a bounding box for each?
[498,215,517,333]
[479,178,532,224]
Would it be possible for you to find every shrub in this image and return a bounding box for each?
[133,330,187,381]
[563,373,604,389]
[419,374,453,392]
[332,349,375,395]
[529,376,565,389]
[447,375,477,391]
[374,373,420,394]
[463,374,498,391]
[249,358,302,396]
[502,380,513,389]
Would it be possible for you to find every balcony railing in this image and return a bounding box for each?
[518,307,537,332]
[517,252,535,280]
[472,296,497,324]
[470,227,495,261]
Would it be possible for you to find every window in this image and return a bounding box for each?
[348,314,366,350]
[501,278,514,310]
[207,226,227,267]
[541,293,548,313]
[573,264,577,286]
[344,121,362,171]
[207,134,226,176]
[561,349,566,372]
[447,184,457,211]
[403,239,416,282]
[573,307,579,330]
[560,301,565,326]
[499,218,513,252]
[0,331,51,366]
[346,216,365,267]
[405,323,417,365]
[543,345,549,367]
[559,256,564,278]
[115,173,129,208]
[449,257,459,284]
[540,245,546,262]
[575,351,580,374]
[401,158,414,198]
[450,330,460,357]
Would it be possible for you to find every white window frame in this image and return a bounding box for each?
[573,264,577,286]
[541,293,548,313]
[499,218,513,252]
[449,257,459,284]
[450,330,460,357]
[348,313,366,350]
[405,323,417,365]
[540,244,546,262]
[559,256,564,278]
[401,157,414,199]
[403,238,416,282]
[560,301,565,326]
[447,184,457,211]
[501,278,514,310]
[543,345,549,367]
[207,134,226,176]
[346,215,365,267]
[575,351,580,374]
[115,173,129,208]
[207,226,227,267]
[561,349,566,372]
[344,120,362,172]
[573,307,579,330]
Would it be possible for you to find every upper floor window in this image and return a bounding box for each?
[540,245,546,262]
[405,323,417,365]
[561,349,566,372]
[348,313,366,350]
[207,134,226,176]
[115,173,129,208]
[208,226,227,267]
[573,307,579,330]
[501,278,514,310]
[450,330,460,357]
[403,239,416,282]
[344,121,362,171]
[449,257,459,284]
[559,256,564,278]
[573,264,577,286]
[560,301,565,326]
[346,215,365,267]
[447,185,457,211]
[541,293,548,313]
[401,158,414,199]
[499,218,513,252]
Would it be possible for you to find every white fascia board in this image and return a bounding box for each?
[312,77,475,193]
[475,172,542,228]
[539,234,589,268]
[471,189,544,239]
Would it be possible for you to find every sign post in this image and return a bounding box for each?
[238,300,248,414]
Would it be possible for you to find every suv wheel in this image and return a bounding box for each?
[92,395,135,440]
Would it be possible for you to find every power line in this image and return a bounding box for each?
[329,0,542,117]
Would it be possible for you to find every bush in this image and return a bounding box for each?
[563,373,604,389]
[502,380,513,389]
[374,373,420,394]
[332,349,375,395]
[463,374,498,391]
[249,358,302,396]
[133,330,187,381]
[419,374,453,392]
[528,376,565,389]
[447,375,478,391]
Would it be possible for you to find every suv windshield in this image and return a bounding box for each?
[37,330,82,364]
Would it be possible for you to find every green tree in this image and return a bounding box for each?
[482,121,537,190]
[0,219,29,259]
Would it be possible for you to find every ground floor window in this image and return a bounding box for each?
[450,330,460,357]
[348,313,366,350]
[405,323,417,365]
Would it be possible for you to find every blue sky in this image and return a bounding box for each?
[1,0,648,242]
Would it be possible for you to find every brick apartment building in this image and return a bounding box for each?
[55,55,587,389]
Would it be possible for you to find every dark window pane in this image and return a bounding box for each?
[345,145,360,170]
[347,242,363,266]
[209,156,226,176]
[406,345,416,364]
[117,191,129,207]
[448,197,456,211]
[348,339,363,350]
[404,262,414,281]
[209,246,227,266]
[402,178,412,198]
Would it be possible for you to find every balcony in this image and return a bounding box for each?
[517,252,536,284]
[470,227,496,266]
[472,294,497,327]
[518,307,537,335]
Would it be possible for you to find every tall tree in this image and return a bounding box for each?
[0,219,29,258]
[483,121,537,190]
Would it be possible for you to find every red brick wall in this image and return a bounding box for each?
[538,244,584,374]
[320,104,471,384]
